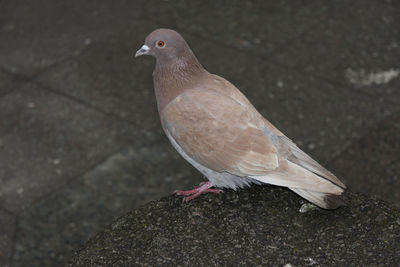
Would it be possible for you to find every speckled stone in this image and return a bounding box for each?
[70,186,400,266]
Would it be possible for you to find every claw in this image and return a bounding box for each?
[175,181,221,201]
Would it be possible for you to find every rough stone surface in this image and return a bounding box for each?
[13,143,202,266]
[71,186,400,266]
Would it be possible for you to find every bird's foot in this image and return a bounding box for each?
[175,181,222,201]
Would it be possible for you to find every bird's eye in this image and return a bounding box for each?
[156,40,165,47]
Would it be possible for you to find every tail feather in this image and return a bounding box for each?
[289,187,347,209]
[250,159,344,194]
[280,136,346,189]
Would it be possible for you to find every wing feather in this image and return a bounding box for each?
[280,136,346,188]
[162,89,279,176]
[250,159,344,194]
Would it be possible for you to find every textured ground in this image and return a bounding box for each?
[0,0,399,266]
[71,186,400,266]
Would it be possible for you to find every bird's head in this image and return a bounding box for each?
[135,28,190,62]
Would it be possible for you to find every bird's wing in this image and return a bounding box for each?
[262,121,346,188]
[205,74,345,188]
[161,88,279,176]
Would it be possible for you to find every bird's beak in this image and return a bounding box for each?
[135,44,150,57]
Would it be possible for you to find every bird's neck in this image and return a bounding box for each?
[153,53,206,112]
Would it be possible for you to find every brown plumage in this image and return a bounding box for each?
[136,28,346,209]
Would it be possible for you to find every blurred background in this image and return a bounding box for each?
[0,0,399,266]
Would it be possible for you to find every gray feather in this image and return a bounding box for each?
[262,126,346,189]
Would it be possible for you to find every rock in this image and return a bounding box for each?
[70,186,400,266]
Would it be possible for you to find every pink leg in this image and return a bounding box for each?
[175,181,222,201]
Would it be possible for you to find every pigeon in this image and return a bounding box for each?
[135,28,346,209]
